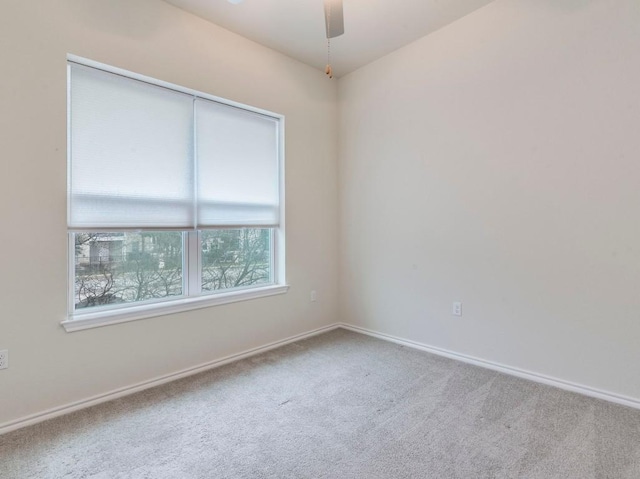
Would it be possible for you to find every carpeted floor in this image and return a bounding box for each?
[2,328,640,478]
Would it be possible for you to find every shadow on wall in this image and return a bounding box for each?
[537,0,598,12]
[69,0,176,39]
[69,0,337,104]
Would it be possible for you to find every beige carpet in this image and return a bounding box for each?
[2,328,640,478]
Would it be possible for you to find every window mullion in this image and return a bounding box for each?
[185,230,201,297]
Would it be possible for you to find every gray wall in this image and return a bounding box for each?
[0,0,339,426]
[339,0,640,400]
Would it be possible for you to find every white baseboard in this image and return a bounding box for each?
[4,321,639,436]
[339,323,640,410]
[0,323,341,436]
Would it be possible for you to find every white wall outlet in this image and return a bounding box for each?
[0,350,8,370]
[452,302,462,317]
[310,290,317,302]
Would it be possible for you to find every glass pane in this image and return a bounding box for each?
[74,232,183,310]
[201,229,272,292]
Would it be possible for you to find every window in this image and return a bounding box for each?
[64,56,286,332]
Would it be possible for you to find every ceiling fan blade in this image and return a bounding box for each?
[324,0,344,39]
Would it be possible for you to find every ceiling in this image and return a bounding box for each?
[163,0,496,77]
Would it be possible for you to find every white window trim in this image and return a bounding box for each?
[62,284,289,332]
[64,55,287,332]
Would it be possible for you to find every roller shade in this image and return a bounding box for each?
[68,62,281,231]
[195,98,280,228]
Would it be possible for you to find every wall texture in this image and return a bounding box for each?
[339,0,640,400]
[0,0,338,426]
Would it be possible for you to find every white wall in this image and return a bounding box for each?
[339,0,640,400]
[0,0,338,426]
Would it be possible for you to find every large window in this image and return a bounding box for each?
[65,57,286,331]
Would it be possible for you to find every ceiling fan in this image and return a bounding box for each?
[228,0,345,78]
[324,0,344,38]
[324,0,344,78]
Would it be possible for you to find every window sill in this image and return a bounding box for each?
[61,284,289,333]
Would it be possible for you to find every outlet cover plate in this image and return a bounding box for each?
[0,350,8,370]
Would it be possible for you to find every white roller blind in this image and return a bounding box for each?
[195,98,280,228]
[68,63,194,230]
[68,61,281,231]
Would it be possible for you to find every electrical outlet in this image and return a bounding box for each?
[0,350,8,370]
[310,290,317,302]
[452,302,462,317]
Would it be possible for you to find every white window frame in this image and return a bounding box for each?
[63,55,287,333]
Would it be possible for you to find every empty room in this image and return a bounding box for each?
[2,0,640,477]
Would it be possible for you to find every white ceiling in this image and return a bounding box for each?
[163,0,496,77]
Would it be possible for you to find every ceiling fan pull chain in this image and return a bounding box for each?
[326,3,333,78]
